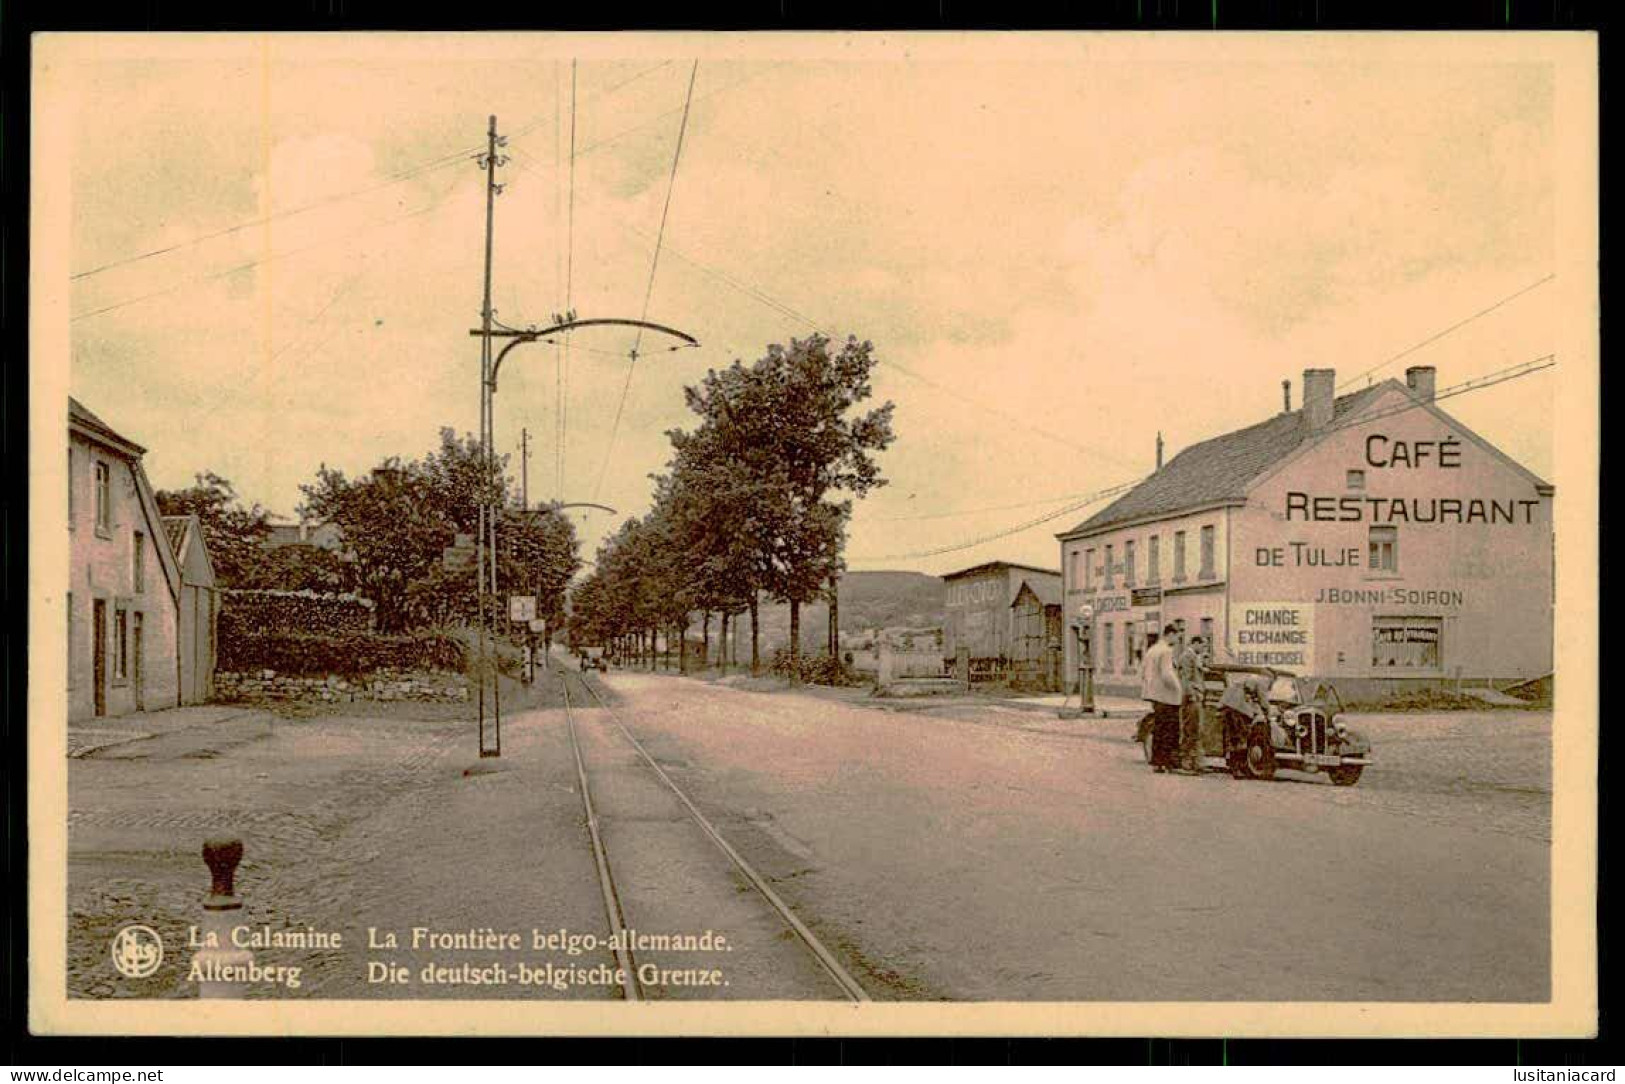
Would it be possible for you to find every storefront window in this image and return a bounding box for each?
[1372,616,1441,670]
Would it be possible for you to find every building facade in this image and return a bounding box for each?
[69,399,184,720]
[941,561,1063,681]
[1057,366,1553,699]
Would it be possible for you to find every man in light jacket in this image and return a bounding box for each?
[1140,623,1185,773]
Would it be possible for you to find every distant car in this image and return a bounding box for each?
[579,647,607,673]
[1135,664,1372,785]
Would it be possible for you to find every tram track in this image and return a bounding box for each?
[557,665,870,1003]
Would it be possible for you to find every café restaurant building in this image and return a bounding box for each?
[1056,366,1554,700]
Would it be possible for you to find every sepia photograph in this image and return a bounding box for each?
[27,31,1597,1037]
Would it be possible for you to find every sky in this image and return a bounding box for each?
[52,34,1565,577]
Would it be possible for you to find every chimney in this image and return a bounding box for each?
[1301,368,1336,431]
[1282,379,1292,414]
[1405,365,1437,403]
[1155,431,1164,470]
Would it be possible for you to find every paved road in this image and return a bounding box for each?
[66,669,1548,1002]
[580,671,1550,1003]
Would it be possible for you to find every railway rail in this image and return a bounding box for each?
[558,666,870,1003]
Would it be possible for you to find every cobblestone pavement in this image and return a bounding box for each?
[67,675,611,1001]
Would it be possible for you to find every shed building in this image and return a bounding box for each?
[940,561,1063,682]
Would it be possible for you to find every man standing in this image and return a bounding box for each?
[1140,622,1184,772]
[1176,634,1209,773]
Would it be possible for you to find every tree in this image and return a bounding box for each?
[154,472,272,588]
[254,542,350,593]
[299,429,580,634]
[675,335,894,679]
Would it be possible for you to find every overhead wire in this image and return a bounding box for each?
[597,211,1145,472]
[71,59,674,290]
[851,353,1557,564]
[70,145,475,282]
[593,60,700,501]
[1336,273,1555,390]
[70,197,446,322]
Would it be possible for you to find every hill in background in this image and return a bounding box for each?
[711,570,944,655]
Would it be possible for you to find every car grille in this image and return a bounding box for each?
[1298,710,1328,755]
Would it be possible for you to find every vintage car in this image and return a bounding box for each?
[579,646,608,673]
[1136,663,1372,785]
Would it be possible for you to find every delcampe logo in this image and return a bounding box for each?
[110,924,164,979]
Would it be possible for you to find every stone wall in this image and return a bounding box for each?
[214,667,470,704]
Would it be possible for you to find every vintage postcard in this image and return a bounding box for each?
[28,31,1598,1037]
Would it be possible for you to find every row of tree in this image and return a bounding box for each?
[155,428,580,636]
[567,334,895,679]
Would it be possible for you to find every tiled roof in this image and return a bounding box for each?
[69,397,146,456]
[1062,383,1391,538]
[161,515,190,557]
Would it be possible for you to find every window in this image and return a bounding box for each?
[94,461,111,534]
[1084,548,1094,591]
[1173,530,1187,582]
[1069,549,1080,587]
[1372,616,1441,670]
[1148,536,1161,584]
[1369,525,1398,573]
[1346,469,1366,490]
[114,607,128,681]
[1200,616,1214,648]
[133,532,145,593]
[1199,524,1216,579]
[1124,540,1136,587]
[1127,624,1144,671]
[1104,544,1115,587]
[1104,622,1115,671]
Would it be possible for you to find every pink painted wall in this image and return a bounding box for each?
[1232,384,1553,688]
[1060,506,1231,693]
[68,436,181,721]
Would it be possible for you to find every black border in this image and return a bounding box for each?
[3,0,1610,1066]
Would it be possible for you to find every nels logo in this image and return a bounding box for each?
[110,924,164,979]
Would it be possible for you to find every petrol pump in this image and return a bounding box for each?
[1058,603,1096,718]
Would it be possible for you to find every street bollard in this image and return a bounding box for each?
[195,836,252,999]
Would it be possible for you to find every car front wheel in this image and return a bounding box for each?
[1329,765,1364,786]
[1243,725,1277,781]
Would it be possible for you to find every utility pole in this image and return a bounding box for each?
[520,427,529,511]
[475,114,507,758]
[465,116,699,756]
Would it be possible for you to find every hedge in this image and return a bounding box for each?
[218,628,467,677]
[220,589,374,639]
